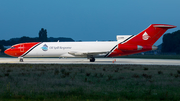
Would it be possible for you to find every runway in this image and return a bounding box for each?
[0,57,180,65]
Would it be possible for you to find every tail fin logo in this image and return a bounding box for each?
[142,32,150,40]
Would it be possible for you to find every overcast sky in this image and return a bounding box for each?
[0,0,179,45]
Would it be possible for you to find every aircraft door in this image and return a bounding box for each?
[20,44,24,52]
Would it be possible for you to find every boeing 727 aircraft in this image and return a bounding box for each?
[5,24,176,62]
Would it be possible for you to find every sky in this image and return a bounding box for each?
[0,0,180,45]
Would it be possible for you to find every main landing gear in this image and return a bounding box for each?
[19,57,24,62]
[89,57,95,62]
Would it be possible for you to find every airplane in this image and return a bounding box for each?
[4,24,176,62]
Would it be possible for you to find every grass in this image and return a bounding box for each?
[0,64,180,101]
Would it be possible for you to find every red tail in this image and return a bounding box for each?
[123,24,176,45]
[108,24,176,57]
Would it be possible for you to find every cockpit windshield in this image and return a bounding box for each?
[11,47,15,49]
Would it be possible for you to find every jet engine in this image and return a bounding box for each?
[117,44,157,51]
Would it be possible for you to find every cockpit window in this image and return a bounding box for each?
[11,47,15,49]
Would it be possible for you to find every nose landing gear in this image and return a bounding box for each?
[89,57,95,62]
[19,57,24,62]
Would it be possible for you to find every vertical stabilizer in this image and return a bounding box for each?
[122,24,176,45]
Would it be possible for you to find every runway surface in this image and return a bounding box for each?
[0,57,180,65]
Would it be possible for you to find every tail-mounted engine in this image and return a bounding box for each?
[117,44,157,51]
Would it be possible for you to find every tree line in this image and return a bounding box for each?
[1,28,180,54]
[0,28,74,53]
[161,30,180,54]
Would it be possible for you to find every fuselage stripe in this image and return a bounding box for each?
[120,35,135,44]
[104,35,135,57]
[21,42,42,57]
[104,45,117,57]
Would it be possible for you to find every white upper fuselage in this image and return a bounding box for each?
[25,41,119,57]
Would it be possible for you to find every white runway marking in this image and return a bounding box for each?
[0,57,180,65]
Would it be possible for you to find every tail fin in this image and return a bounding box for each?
[122,24,176,45]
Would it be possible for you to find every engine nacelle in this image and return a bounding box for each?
[117,44,142,51]
[117,44,157,51]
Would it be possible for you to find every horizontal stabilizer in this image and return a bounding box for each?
[153,24,176,28]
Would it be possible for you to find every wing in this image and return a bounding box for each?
[68,51,109,56]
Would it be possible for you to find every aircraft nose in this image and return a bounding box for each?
[4,45,22,57]
[4,42,41,57]
[4,49,10,55]
[4,44,24,57]
[4,48,14,56]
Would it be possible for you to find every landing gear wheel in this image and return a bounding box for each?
[19,57,24,62]
[20,59,23,62]
[90,57,95,62]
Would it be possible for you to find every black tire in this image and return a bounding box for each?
[90,57,95,62]
[20,59,23,62]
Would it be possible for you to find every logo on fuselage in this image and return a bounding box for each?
[142,32,150,40]
[41,44,48,51]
